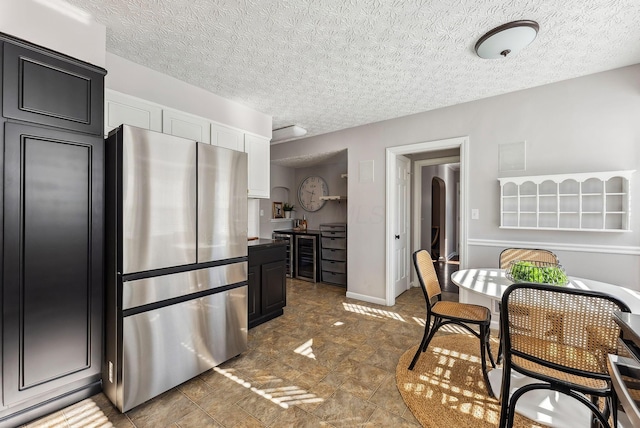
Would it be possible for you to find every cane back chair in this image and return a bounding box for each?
[497,248,560,363]
[498,283,630,428]
[409,249,496,396]
[499,248,559,269]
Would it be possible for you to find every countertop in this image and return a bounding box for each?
[273,229,322,235]
[248,238,288,249]
[615,312,640,352]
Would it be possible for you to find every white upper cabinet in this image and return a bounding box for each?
[211,123,244,151]
[162,108,211,144]
[104,89,162,135]
[244,134,270,199]
[103,91,271,198]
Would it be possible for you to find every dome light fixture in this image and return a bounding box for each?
[475,20,539,59]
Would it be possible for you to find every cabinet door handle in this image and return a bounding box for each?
[395,235,400,239]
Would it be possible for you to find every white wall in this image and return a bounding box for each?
[293,162,348,230]
[271,64,640,302]
[0,0,106,67]
[260,164,296,238]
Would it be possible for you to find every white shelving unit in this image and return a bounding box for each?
[319,172,348,202]
[498,170,634,232]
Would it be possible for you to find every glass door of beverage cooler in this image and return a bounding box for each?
[295,235,317,282]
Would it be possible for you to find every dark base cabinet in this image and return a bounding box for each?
[248,243,287,328]
[0,34,105,427]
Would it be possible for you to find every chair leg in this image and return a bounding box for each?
[479,324,494,398]
[485,327,496,368]
[498,360,512,427]
[421,317,441,352]
[408,320,431,371]
[409,317,440,370]
[496,303,503,365]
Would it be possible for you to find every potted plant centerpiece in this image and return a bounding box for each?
[283,203,295,219]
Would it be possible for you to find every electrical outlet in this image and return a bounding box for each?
[472,209,479,220]
[260,209,264,216]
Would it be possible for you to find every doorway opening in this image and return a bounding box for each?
[431,176,446,260]
[385,136,468,306]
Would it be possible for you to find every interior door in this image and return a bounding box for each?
[393,155,410,297]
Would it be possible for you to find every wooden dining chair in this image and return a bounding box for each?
[409,249,496,396]
[498,283,630,428]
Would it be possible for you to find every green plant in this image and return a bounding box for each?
[509,261,568,285]
[283,203,295,211]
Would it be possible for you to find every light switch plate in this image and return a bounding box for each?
[472,209,479,220]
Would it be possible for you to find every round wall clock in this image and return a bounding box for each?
[298,176,329,212]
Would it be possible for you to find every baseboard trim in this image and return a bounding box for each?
[0,381,102,428]
[345,291,387,306]
[468,238,640,256]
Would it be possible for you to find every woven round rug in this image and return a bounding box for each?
[396,334,542,427]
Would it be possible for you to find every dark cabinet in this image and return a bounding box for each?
[0,35,105,427]
[2,41,105,135]
[248,244,286,328]
[320,224,347,286]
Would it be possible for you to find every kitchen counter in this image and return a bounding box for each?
[248,238,288,248]
[274,229,322,235]
[248,240,287,328]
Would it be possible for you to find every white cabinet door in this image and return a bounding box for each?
[211,123,244,151]
[104,89,162,135]
[244,134,270,199]
[162,108,211,143]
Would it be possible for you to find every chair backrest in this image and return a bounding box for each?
[499,248,558,269]
[501,283,630,377]
[413,249,441,302]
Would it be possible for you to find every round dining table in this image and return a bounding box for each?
[451,268,640,428]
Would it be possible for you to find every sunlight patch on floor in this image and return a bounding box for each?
[64,399,113,428]
[342,302,406,321]
[213,366,323,409]
[294,338,316,359]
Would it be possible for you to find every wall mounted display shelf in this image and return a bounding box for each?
[498,170,634,232]
[319,173,348,202]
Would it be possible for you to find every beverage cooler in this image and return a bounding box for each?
[295,235,318,282]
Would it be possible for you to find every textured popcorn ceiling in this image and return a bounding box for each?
[68,0,640,142]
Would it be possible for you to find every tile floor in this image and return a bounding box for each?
[23,266,458,428]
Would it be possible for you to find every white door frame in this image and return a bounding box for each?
[412,156,460,260]
[385,136,469,306]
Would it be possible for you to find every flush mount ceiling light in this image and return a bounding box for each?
[271,125,307,142]
[475,20,539,59]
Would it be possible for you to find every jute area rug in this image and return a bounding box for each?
[396,334,543,428]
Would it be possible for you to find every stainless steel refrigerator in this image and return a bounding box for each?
[103,125,248,412]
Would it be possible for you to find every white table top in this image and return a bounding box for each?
[451,268,640,313]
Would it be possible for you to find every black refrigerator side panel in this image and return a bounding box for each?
[0,40,5,404]
[1,123,103,414]
[102,129,122,408]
